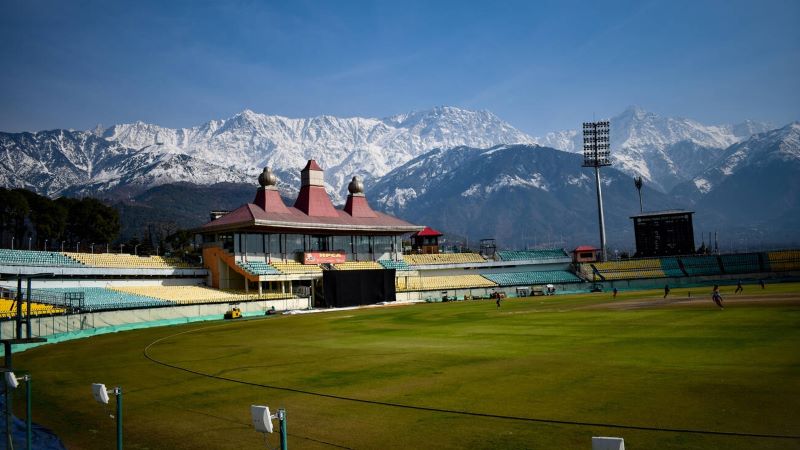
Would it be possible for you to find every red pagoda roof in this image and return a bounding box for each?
[253,187,292,214]
[293,185,339,217]
[201,160,422,234]
[302,159,323,171]
[343,195,377,218]
[414,226,443,237]
[203,201,420,233]
[573,245,598,252]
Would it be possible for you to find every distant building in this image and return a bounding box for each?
[572,245,599,263]
[411,226,443,254]
[631,210,695,257]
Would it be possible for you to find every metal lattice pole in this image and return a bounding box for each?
[582,120,611,262]
[595,166,608,262]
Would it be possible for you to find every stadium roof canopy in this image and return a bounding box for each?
[200,160,423,235]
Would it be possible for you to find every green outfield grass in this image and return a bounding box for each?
[11,283,800,449]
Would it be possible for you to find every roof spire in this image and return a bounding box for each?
[258,167,278,189]
[344,175,376,217]
[294,160,339,217]
[348,176,365,196]
[253,166,290,213]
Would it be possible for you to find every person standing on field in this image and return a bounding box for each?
[712,285,724,309]
[664,284,670,298]
[735,280,743,294]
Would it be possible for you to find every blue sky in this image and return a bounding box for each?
[1,0,798,135]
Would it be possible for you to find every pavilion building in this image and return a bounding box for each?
[198,160,423,305]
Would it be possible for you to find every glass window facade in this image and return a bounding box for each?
[267,234,281,256]
[331,236,352,254]
[373,236,393,254]
[214,231,404,261]
[307,235,332,252]
[285,234,305,257]
[354,235,371,256]
[246,233,263,256]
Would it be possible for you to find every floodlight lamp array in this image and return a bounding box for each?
[582,121,611,167]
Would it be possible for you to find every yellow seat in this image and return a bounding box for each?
[767,250,800,271]
[63,253,198,269]
[333,261,383,270]
[404,253,486,266]
[591,259,667,280]
[395,275,496,291]
[0,299,64,317]
[271,261,323,274]
[110,286,293,305]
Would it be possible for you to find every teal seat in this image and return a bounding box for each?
[483,270,581,286]
[720,254,760,274]
[496,249,569,261]
[378,259,412,271]
[680,255,722,276]
[238,261,281,275]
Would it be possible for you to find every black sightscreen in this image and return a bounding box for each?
[322,269,396,307]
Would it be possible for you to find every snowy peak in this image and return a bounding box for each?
[86,106,537,203]
[685,122,800,195]
[778,121,800,156]
[382,106,535,146]
[0,129,136,196]
[718,121,800,168]
[731,119,773,140]
[100,121,180,152]
[613,106,737,150]
[386,106,495,127]
[536,106,773,193]
[619,104,651,121]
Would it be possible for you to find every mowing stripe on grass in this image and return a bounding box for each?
[143,320,800,442]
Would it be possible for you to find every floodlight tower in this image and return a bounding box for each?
[582,120,611,262]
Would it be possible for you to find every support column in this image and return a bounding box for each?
[595,166,608,262]
[4,341,11,450]
[26,279,32,338]
[15,277,23,339]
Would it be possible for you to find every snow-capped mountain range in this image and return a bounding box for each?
[0,105,773,203]
[94,106,537,202]
[2,106,798,247]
